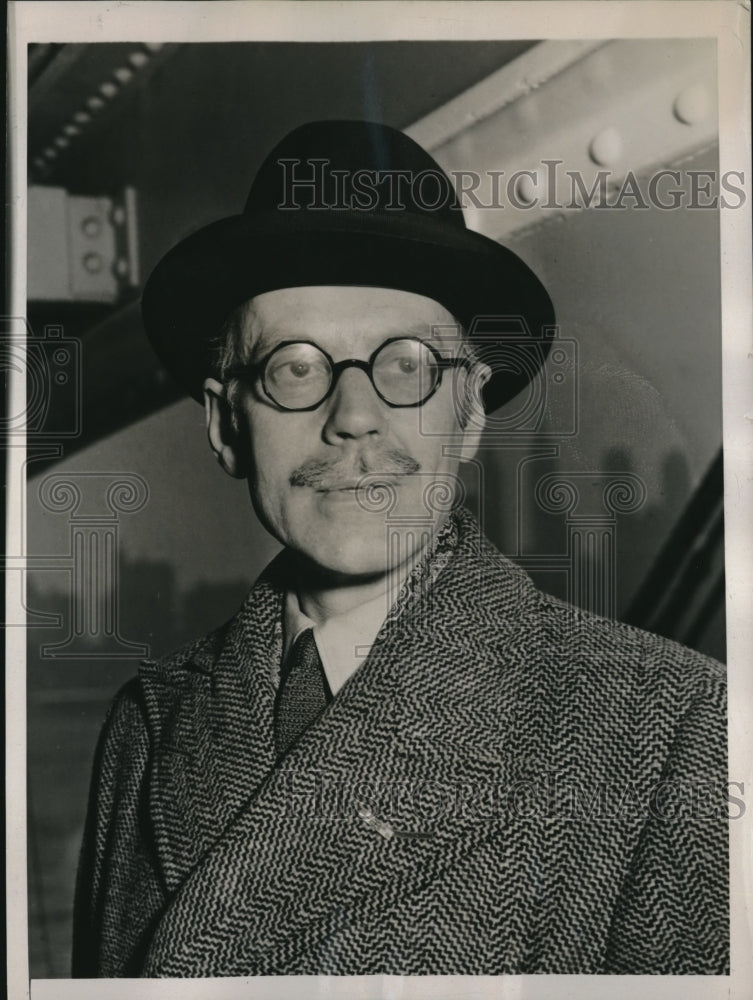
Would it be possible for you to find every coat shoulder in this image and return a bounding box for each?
[138,617,231,683]
[525,586,726,714]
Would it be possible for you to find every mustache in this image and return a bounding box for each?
[290,449,420,489]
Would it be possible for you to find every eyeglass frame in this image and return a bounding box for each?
[224,336,472,411]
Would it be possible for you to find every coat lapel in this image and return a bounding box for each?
[139,559,284,892]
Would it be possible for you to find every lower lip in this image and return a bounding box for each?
[317,488,364,503]
[316,483,401,505]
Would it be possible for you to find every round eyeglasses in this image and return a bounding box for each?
[226,337,470,411]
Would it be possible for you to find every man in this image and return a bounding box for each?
[73,120,728,977]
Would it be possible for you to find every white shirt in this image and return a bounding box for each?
[282,588,392,696]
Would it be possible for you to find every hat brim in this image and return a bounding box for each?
[141,210,556,412]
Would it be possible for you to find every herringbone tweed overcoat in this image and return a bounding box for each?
[72,508,728,977]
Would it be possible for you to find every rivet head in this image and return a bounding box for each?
[83,252,103,274]
[87,96,105,111]
[144,42,163,53]
[114,258,130,277]
[64,124,80,137]
[129,51,149,68]
[81,216,102,238]
[114,66,133,85]
[673,84,710,125]
[74,111,91,124]
[588,127,622,167]
[54,136,69,149]
[100,81,118,99]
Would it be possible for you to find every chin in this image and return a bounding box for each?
[305,539,394,580]
[296,528,424,582]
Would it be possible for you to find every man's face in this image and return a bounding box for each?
[207,285,485,581]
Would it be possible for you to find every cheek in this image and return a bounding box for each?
[395,405,464,469]
[242,420,286,504]
[245,407,305,475]
[398,409,466,513]
[242,411,317,529]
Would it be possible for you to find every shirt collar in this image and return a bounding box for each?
[283,587,392,696]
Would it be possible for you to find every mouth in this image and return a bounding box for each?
[315,476,404,494]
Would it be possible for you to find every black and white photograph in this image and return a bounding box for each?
[6,2,752,997]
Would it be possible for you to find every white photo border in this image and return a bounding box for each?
[7,2,752,998]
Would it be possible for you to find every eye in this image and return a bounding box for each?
[266,346,330,385]
[375,341,431,379]
[396,355,419,375]
[272,359,325,383]
[287,361,313,379]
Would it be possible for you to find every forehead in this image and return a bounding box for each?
[241,285,461,351]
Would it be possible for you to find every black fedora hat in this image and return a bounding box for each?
[141,119,556,412]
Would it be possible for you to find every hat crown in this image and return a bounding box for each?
[244,119,466,227]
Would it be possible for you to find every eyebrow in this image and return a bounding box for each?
[249,330,282,361]
[420,322,464,345]
[245,317,465,364]
[244,317,291,364]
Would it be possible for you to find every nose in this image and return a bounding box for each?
[321,365,389,443]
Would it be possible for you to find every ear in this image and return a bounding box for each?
[458,362,491,461]
[203,377,248,479]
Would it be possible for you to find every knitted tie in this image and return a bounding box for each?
[275,628,333,757]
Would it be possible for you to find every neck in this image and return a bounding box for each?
[292,540,433,626]
[293,560,409,627]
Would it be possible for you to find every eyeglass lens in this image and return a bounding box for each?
[263,339,442,409]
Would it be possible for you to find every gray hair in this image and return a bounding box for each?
[212,299,258,427]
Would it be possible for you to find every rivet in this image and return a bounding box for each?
[673,84,710,125]
[100,81,118,99]
[44,147,57,159]
[81,216,102,238]
[87,96,105,111]
[64,124,80,137]
[144,42,163,53]
[83,252,103,274]
[114,258,130,277]
[111,205,126,225]
[114,66,133,85]
[74,111,91,125]
[588,127,622,167]
[55,136,69,149]
[129,50,149,68]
